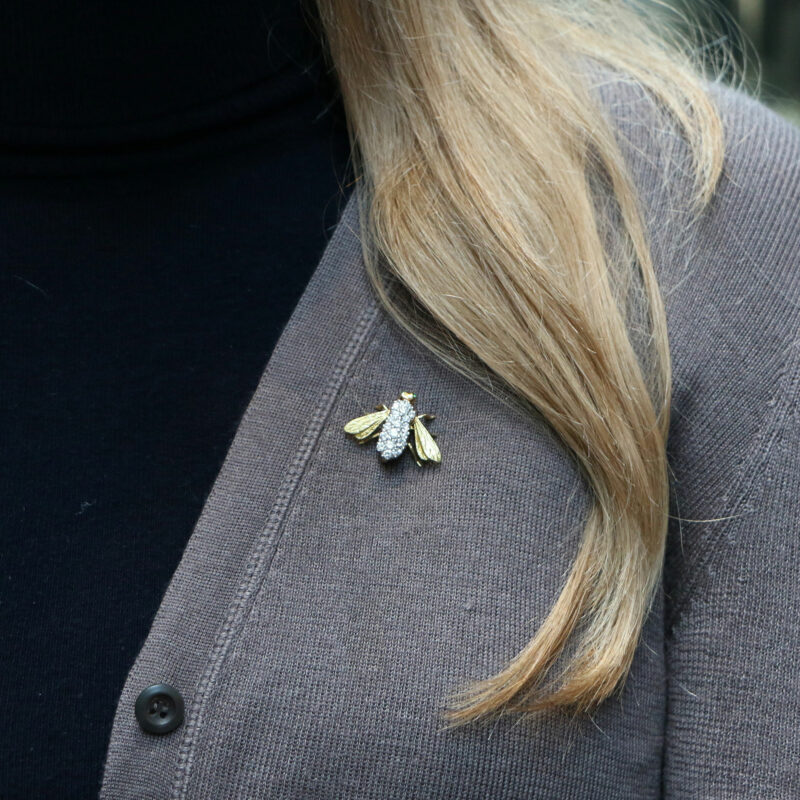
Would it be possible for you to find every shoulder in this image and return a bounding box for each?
[590,71,800,396]
[664,80,800,317]
[593,72,800,228]
[709,80,800,193]
[701,82,800,283]
[594,73,800,589]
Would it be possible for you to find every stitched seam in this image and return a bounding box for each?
[664,333,800,632]
[660,340,800,799]
[169,297,381,800]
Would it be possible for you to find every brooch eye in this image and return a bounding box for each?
[343,391,441,467]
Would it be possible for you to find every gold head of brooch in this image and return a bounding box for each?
[343,391,441,467]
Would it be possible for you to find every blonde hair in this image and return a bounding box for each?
[312,0,733,724]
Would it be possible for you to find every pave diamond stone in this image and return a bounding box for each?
[376,397,416,461]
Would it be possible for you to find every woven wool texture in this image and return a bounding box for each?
[100,78,800,798]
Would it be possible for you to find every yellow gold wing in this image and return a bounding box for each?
[412,416,441,463]
[343,409,390,441]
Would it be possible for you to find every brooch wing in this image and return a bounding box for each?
[412,416,442,463]
[343,409,390,441]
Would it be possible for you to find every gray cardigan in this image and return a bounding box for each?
[100,78,800,798]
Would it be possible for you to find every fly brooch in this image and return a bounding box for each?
[344,391,441,466]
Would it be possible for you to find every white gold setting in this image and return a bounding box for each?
[375,398,416,461]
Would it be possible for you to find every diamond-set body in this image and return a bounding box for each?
[376,397,416,461]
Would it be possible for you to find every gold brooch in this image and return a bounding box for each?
[344,391,441,466]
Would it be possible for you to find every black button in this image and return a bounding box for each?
[135,683,185,735]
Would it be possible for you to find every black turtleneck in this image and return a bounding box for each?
[0,2,353,796]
